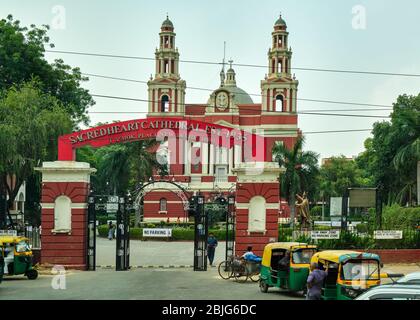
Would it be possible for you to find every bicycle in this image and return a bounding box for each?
[218,255,248,282]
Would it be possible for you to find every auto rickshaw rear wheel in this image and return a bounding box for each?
[259,280,269,293]
[26,269,38,280]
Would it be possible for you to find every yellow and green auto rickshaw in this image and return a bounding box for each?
[0,236,38,280]
[310,250,384,300]
[259,242,318,295]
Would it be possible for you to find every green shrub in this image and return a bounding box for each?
[310,206,322,218]
[355,223,369,234]
[382,205,420,229]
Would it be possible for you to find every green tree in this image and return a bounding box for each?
[0,15,94,126]
[0,82,72,217]
[273,136,319,228]
[319,156,370,200]
[356,94,419,205]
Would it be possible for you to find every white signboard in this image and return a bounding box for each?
[314,221,332,227]
[143,228,172,238]
[311,230,340,240]
[374,230,403,240]
[106,203,119,212]
[330,197,342,216]
[331,221,342,228]
[0,230,17,236]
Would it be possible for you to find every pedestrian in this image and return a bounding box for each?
[306,263,327,300]
[108,221,114,240]
[207,233,218,267]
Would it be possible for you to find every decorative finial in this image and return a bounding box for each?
[228,59,233,69]
[166,13,169,19]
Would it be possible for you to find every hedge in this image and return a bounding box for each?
[278,226,419,249]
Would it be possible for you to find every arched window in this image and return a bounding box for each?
[276,95,284,112]
[161,95,169,112]
[54,196,72,232]
[160,198,167,212]
[248,196,266,233]
[17,192,25,212]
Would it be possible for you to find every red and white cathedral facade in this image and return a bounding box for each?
[143,15,300,226]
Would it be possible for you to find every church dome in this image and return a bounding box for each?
[224,86,254,105]
[274,15,287,27]
[208,62,254,106]
[162,16,174,29]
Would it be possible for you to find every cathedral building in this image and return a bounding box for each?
[143,15,300,223]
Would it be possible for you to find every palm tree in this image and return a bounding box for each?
[392,108,420,205]
[99,145,131,195]
[273,136,319,228]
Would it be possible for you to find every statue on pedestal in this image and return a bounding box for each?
[296,192,311,229]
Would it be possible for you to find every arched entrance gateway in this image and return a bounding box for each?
[35,15,300,270]
[36,118,283,270]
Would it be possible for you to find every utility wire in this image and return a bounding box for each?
[82,72,394,109]
[304,129,372,135]
[47,49,420,78]
[89,93,391,118]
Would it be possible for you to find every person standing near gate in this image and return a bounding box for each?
[108,221,115,240]
[207,233,218,267]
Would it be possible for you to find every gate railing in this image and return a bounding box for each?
[25,226,41,249]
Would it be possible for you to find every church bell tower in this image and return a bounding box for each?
[261,15,298,113]
[148,16,186,116]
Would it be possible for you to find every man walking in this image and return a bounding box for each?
[207,233,218,267]
[306,263,327,300]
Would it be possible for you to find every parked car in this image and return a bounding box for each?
[355,284,420,300]
[397,272,420,285]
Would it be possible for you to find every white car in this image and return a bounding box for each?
[355,284,420,300]
[397,272,420,285]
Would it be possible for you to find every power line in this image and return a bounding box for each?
[47,49,420,78]
[304,129,372,135]
[82,72,394,109]
[89,93,391,118]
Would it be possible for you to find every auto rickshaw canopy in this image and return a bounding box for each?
[0,236,30,246]
[262,242,317,267]
[312,250,381,265]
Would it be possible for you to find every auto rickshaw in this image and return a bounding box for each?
[259,242,318,295]
[310,250,383,300]
[0,236,38,280]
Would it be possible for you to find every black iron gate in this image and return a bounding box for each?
[116,196,130,271]
[226,196,236,261]
[194,195,208,271]
[0,193,7,229]
[87,194,96,271]
[86,194,131,271]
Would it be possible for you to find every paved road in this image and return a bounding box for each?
[0,268,303,300]
[97,238,227,267]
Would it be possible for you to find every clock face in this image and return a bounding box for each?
[216,92,229,110]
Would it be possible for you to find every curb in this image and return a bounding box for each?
[97,265,194,269]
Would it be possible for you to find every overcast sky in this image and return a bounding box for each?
[2,0,420,160]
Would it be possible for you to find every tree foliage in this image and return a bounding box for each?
[0,82,73,209]
[318,156,371,200]
[0,15,94,126]
[356,94,420,205]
